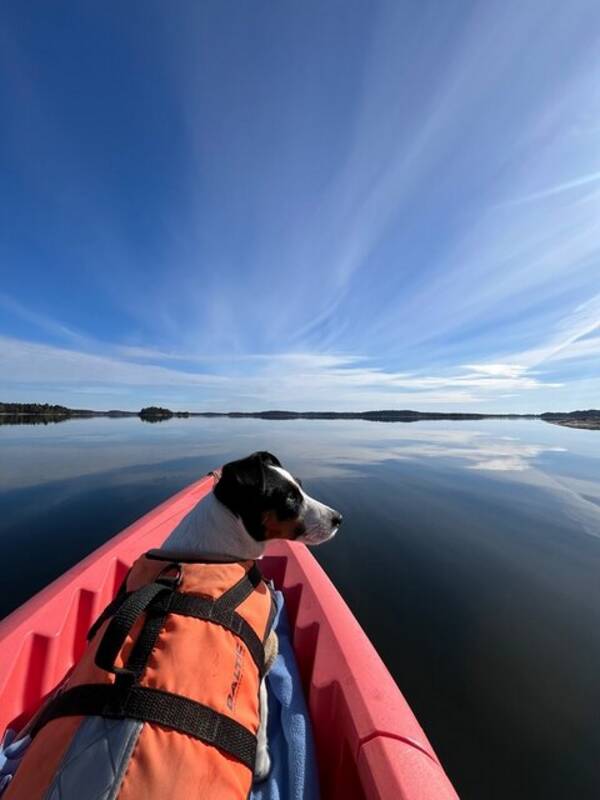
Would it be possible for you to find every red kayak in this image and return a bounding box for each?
[0,474,458,799]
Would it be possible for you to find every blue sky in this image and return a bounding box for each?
[1,1,599,412]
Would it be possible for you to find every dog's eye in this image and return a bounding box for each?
[272,487,302,521]
[285,485,302,508]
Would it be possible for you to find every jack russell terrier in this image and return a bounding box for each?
[3,452,342,800]
[161,450,342,780]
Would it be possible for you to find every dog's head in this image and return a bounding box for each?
[213,451,342,546]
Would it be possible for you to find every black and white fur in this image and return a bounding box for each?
[161,451,342,781]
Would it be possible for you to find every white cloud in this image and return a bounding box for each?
[501,168,600,207]
[463,364,527,378]
[469,293,600,377]
[0,333,576,412]
[0,336,230,389]
[546,335,600,363]
[0,293,87,345]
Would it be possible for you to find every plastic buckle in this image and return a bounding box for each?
[156,563,182,589]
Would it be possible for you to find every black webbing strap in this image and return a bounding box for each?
[122,607,167,682]
[87,590,132,642]
[215,563,263,612]
[94,581,174,674]
[87,567,132,642]
[30,684,257,770]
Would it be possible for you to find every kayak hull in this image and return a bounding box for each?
[0,475,458,799]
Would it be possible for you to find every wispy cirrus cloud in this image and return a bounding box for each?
[0,293,87,346]
[545,335,600,364]
[0,329,578,413]
[500,168,600,207]
[463,364,527,379]
[468,293,600,379]
[270,1,600,363]
[0,336,230,390]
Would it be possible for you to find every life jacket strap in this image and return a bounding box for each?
[90,561,270,678]
[94,579,176,677]
[215,563,263,611]
[29,683,257,771]
[87,589,132,642]
[86,567,132,642]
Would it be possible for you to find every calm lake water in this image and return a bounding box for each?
[1,416,599,798]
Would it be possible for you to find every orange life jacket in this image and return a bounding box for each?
[5,550,276,800]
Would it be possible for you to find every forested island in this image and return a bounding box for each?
[539,410,600,430]
[139,406,190,422]
[2,403,599,428]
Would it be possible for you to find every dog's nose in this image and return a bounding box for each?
[331,513,343,528]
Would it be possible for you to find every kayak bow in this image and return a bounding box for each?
[0,474,457,799]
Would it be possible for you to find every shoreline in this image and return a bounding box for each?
[1,406,599,429]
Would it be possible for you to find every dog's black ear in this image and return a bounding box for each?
[253,451,281,468]
[213,452,280,540]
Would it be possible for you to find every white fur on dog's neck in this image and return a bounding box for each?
[161,492,266,561]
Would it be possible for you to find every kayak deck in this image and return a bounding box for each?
[0,475,457,799]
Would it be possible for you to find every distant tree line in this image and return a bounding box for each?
[0,402,70,415]
[540,410,600,421]
[2,403,598,428]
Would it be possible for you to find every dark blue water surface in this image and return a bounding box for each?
[1,417,599,799]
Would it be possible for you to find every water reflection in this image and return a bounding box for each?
[0,414,69,425]
[3,418,599,533]
[1,418,599,799]
[0,416,574,483]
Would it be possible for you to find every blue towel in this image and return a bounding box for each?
[251,590,320,800]
[0,729,31,795]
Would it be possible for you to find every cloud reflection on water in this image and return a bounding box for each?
[0,417,567,487]
[0,417,573,488]
[0,415,590,486]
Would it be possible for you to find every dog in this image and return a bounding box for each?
[8,451,342,799]
[161,451,342,780]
